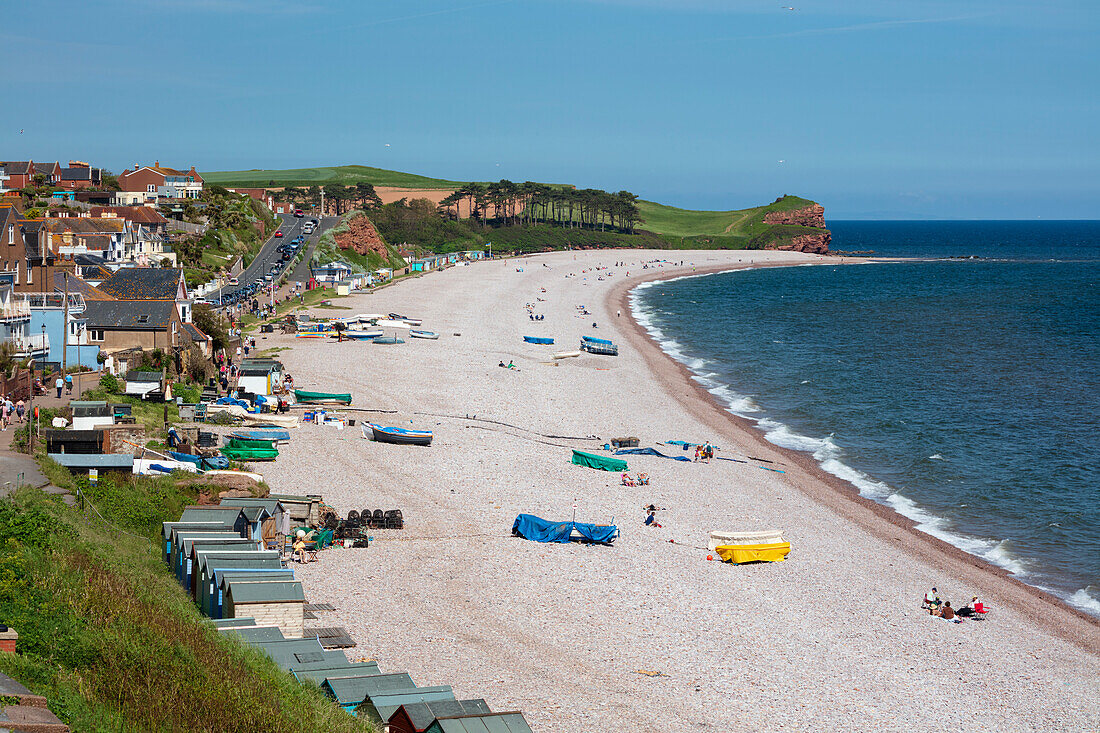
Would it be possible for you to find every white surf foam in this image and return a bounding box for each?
[1068,587,1100,615]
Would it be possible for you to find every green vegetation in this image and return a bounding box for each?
[205,164,465,190]
[169,191,278,288]
[312,210,408,272]
[0,473,374,732]
[636,195,817,237]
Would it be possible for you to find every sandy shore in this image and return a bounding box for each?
[258,249,1099,732]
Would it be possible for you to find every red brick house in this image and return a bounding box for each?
[117,162,203,202]
[59,161,103,190]
[0,161,35,192]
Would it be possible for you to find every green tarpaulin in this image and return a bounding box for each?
[571,450,628,472]
[294,389,352,405]
[222,438,278,461]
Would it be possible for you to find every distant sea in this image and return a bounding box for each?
[630,221,1100,615]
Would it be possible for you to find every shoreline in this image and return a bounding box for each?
[607,257,1100,653]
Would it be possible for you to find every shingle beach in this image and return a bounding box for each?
[261,249,1099,732]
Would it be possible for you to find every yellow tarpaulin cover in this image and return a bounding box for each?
[715,542,791,564]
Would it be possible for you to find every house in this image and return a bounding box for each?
[58,161,102,191]
[97,267,192,322]
[0,283,32,355]
[222,580,305,638]
[80,299,188,354]
[388,700,493,733]
[73,190,115,206]
[70,255,114,285]
[311,261,354,285]
[117,161,203,202]
[41,217,127,262]
[0,161,34,192]
[89,206,169,236]
[34,161,62,186]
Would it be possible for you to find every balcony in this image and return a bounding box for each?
[10,332,49,356]
[18,293,86,312]
[0,300,31,323]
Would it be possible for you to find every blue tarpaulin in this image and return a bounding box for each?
[613,447,692,462]
[511,513,619,545]
[216,397,251,409]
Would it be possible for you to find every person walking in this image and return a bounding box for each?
[15,399,25,423]
[64,373,73,395]
[55,376,64,398]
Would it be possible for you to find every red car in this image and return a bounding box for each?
[274,231,283,238]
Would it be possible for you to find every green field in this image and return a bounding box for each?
[636,195,817,237]
[204,164,465,190]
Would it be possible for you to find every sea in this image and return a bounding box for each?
[630,221,1100,616]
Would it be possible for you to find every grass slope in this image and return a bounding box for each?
[205,165,464,190]
[636,195,817,237]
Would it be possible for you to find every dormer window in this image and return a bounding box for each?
[137,315,149,323]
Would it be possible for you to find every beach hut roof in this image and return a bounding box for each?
[219,497,286,515]
[180,506,248,523]
[323,673,417,706]
[229,626,286,643]
[238,505,270,522]
[215,570,295,590]
[429,712,533,733]
[251,637,327,670]
[199,551,280,577]
[211,617,258,628]
[226,580,305,604]
[368,688,457,724]
[292,661,381,685]
[182,537,254,555]
[397,700,492,732]
[162,521,232,541]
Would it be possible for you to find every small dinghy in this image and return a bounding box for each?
[343,328,384,340]
[552,350,582,359]
[364,422,433,446]
[523,336,555,345]
[409,329,439,339]
[373,335,405,345]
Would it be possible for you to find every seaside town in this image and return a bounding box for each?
[2,1,1099,730]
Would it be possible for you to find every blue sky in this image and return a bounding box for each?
[3,0,1098,218]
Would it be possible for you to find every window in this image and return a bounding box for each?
[6,225,11,245]
[89,329,103,342]
[137,315,149,323]
[147,184,156,193]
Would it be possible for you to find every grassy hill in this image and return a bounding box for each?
[205,164,465,190]
[635,195,817,238]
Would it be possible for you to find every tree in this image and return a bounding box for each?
[354,182,382,210]
[192,304,232,352]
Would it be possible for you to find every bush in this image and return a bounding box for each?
[98,373,120,394]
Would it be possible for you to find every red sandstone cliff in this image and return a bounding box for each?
[763,203,826,229]
[335,214,388,258]
[770,231,831,255]
[759,203,831,254]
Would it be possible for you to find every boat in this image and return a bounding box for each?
[388,313,422,326]
[373,335,405,345]
[409,329,439,339]
[294,389,352,405]
[294,332,326,339]
[364,422,433,446]
[375,319,411,329]
[580,336,618,356]
[220,438,279,462]
[228,428,291,443]
[552,350,582,359]
[342,328,384,340]
[523,336,555,345]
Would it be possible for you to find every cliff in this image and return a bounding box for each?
[749,198,831,254]
[335,212,387,257]
[762,202,826,229]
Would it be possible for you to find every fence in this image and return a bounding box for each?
[165,218,207,235]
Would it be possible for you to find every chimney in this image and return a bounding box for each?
[154,160,159,167]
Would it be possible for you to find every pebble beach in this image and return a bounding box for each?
[259,249,1099,732]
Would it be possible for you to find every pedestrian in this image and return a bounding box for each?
[55,376,64,398]
[15,399,25,423]
[64,373,73,395]
[1,399,9,430]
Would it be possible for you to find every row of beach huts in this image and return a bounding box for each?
[163,499,534,732]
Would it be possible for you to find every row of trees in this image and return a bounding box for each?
[439,181,642,233]
[270,182,382,216]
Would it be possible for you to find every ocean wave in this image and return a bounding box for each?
[760,419,842,462]
[1068,587,1100,614]
[929,453,945,460]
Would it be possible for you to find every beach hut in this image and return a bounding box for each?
[69,401,115,431]
[292,660,382,686]
[248,636,327,670]
[170,531,242,583]
[320,673,423,716]
[205,564,290,617]
[209,567,294,618]
[211,617,260,629]
[124,370,163,397]
[366,687,458,725]
[267,493,323,526]
[219,497,290,540]
[183,537,258,592]
[161,520,234,566]
[228,625,287,643]
[424,712,533,733]
[237,364,277,396]
[194,549,281,607]
[388,699,492,733]
[223,580,306,638]
[179,506,250,537]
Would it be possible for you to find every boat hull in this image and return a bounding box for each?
[364,422,433,446]
[409,330,439,339]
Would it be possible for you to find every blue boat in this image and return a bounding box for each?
[523,336,555,345]
[228,428,291,443]
[363,422,433,446]
[580,335,618,355]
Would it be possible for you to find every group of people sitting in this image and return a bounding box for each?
[498,360,517,370]
[694,442,715,462]
[621,472,649,487]
[923,586,988,622]
[528,313,545,321]
[643,504,664,528]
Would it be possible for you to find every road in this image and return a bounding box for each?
[209,213,340,304]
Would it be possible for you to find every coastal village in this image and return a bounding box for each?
[0,158,1097,732]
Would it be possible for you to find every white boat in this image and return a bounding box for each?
[356,313,385,323]
[402,318,423,327]
[133,458,199,475]
[343,328,384,340]
[409,329,439,339]
[552,350,582,359]
[376,319,411,329]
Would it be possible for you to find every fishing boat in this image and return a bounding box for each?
[523,336,555,345]
[409,329,439,339]
[228,428,291,443]
[376,319,411,329]
[552,350,582,359]
[364,422,433,446]
[580,335,618,356]
[342,328,384,340]
[294,389,352,405]
[388,312,422,326]
[373,335,405,345]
